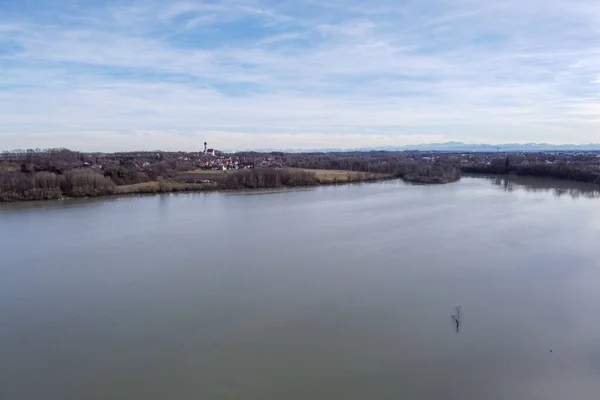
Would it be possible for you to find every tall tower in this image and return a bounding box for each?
[204,142,207,155]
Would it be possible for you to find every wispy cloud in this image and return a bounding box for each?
[2,0,600,151]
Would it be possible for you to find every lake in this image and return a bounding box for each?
[1,176,600,399]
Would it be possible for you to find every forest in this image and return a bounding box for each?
[283,152,462,183]
[219,169,318,189]
[0,149,181,201]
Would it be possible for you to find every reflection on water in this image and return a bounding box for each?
[451,306,462,333]
[483,175,600,199]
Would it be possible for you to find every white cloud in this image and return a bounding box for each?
[2,0,600,150]
[160,1,224,21]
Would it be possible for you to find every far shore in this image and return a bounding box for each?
[115,168,395,196]
[3,148,599,203]
[0,168,399,203]
[5,169,600,204]
[1,167,467,203]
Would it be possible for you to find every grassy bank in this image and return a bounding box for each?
[116,181,216,194]
[291,168,391,184]
[176,168,391,185]
[117,168,390,195]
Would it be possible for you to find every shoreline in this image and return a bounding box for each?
[0,175,398,204]
[4,149,600,202]
[3,173,600,204]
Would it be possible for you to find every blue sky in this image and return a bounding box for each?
[2,0,600,151]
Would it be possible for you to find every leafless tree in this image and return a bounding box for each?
[451,306,463,333]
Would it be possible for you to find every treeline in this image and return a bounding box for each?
[0,169,116,201]
[284,153,462,182]
[0,149,200,201]
[219,169,318,189]
[403,163,462,183]
[4,148,200,179]
[463,157,600,184]
[284,152,405,175]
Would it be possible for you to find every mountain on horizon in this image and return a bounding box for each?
[234,142,600,153]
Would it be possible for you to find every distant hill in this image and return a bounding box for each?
[236,142,600,153]
[382,142,600,152]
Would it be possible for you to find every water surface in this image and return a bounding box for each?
[2,176,600,399]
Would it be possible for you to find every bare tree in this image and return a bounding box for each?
[451,306,463,333]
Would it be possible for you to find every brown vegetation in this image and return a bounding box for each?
[218,169,318,189]
[0,149,459,201]
[0,168,115,201]
[284,153,461,183]
[403,164,461,184]
[6,147,599,202]
[0,148,194,201]
[116,181,216,194]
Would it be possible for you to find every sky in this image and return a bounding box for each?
[2,0,600,152]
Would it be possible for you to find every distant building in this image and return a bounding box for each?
[203,142,217,156]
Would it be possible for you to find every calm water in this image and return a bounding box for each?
[2,176,600,399]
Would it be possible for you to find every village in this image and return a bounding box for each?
[196,143,285,171]
[4,141,600,173]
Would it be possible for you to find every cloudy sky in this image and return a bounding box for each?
[2,0,600,151]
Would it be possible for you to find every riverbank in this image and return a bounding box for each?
[0,168,393,202]
[116,168,392,195]
[116,181,216,195]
